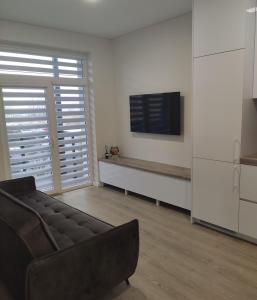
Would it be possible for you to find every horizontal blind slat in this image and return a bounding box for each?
[11,152,51,163]
[9,145,50,154]
[0,64,54,73]
[4,101,46,106]
[56,118,86,124]
[57,125,86,131]
[11,159,51,171]
[59,157,86,167]
[5,109,47,114]
[61,170,88,181]
[60,163,88,174]
[54,97,85,102]
[57,131,86,139]
[58,144,87,152]
[56,104,85,109]
[8,137,49,147]
[59,150,87,160]
[0,56,53,65]
[58,137,87,145]
[12,166,52,178]
[6,116,48,122]
[7,123,48,130]
[3,92,46,98]
[56,111,85,117]
[54,90,85,95]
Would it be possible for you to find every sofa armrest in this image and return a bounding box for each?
[0,177,36,196]
[26,219,139,300]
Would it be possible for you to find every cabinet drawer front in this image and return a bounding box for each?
[239,200,257,239]
[240,165,257,203]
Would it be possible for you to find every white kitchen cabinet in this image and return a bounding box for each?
[193,0,249,57]
[239,200,257,239]
[193,50,244,163]
[240,164,257,202]
[99,161,191,210]
[192,158,240,232]
[238,164,257,240]
[192,0,257,238]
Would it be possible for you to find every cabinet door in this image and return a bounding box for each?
[193,50,244,162]
[239,200,257,239]
[240,164,257,203]
[192,158,240,231]
[193,0,248,57]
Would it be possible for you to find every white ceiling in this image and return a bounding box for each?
[0,0,192,39]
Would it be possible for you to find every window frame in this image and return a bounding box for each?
[0,46,95,195]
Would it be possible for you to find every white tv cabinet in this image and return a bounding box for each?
[99,157,191,210]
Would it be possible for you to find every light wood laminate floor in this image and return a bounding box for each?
[57,186,257,300]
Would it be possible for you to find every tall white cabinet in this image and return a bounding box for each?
[193,0,248,57]
[192,0,257,232]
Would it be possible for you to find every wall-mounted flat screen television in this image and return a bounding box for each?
[130,92,181,135]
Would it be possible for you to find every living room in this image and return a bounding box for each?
[1,1,257,300]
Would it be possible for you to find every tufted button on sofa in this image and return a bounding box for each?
[0,177,139,300]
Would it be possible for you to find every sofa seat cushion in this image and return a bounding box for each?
[18,191,113,249]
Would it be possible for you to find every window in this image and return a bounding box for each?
[0,48,91,193]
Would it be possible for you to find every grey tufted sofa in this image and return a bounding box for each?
[0,177,139,300]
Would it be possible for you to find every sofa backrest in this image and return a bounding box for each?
[0,188,58,256]
[0,176,36,196]
[0,188,59,300]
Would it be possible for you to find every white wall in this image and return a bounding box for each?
[0,20,117,158]
[113,13,192,167]
[0,14,193,168]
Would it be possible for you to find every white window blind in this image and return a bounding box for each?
[54,86,90,189]
[0,48,91,193]
[0,51,83,78]
[2,88,54,191]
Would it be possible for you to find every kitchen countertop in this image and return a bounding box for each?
[99,156,191,180]
[240,153,257,166]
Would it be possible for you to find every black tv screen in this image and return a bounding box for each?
[130,92,181,135]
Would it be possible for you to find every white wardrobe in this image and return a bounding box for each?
[192,0,257,232]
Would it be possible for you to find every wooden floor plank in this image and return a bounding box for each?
[56,186,257,300]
